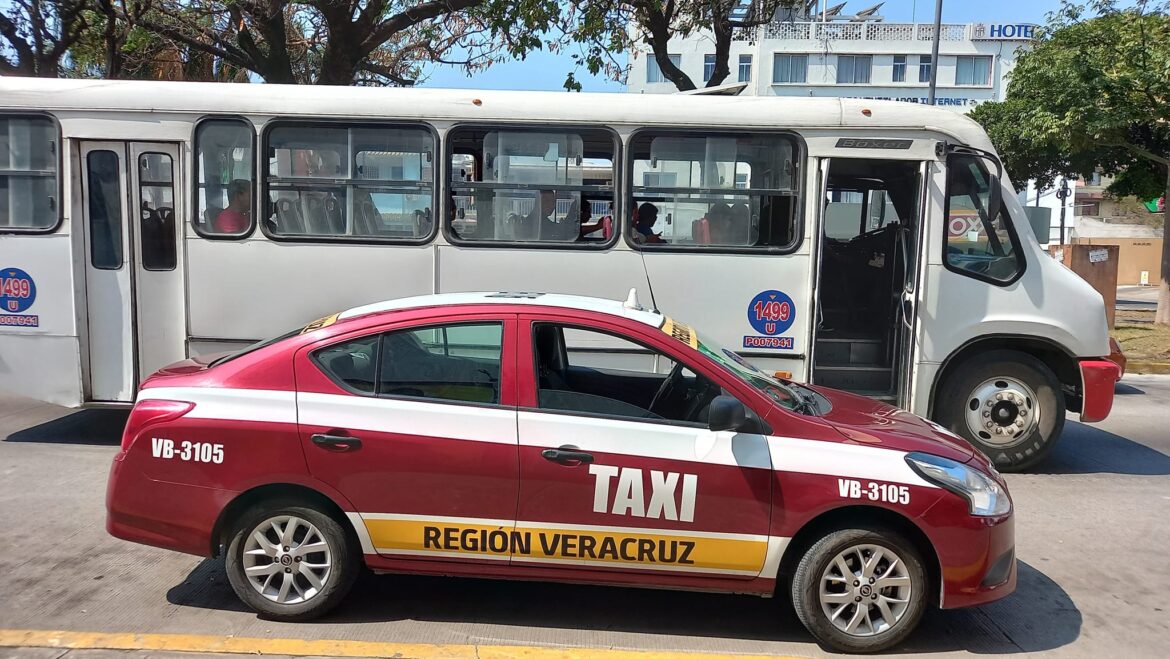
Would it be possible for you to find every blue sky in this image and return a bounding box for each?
[419,0,1058,92]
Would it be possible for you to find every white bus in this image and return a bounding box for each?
[0,78,1116,470]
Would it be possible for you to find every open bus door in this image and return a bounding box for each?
[78,142,186,403]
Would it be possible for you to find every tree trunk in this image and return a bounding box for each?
[1156,164,1170,325]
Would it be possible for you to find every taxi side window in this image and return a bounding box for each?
[313,335,380,393]
[533,324,720,426]
[378,323,503,404]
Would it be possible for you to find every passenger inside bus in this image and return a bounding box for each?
[214,179,251,233]
[633,202,665,244]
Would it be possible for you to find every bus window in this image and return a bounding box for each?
[629,132,799,250]
[944,153,1024,284]
[87,150,123,270]
[447,126,616,245]
[139,152,176,271]
[0,115,59,232]
[194,118,254,238]
[264,124,434,241]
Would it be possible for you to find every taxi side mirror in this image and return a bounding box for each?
[708,395,747,433]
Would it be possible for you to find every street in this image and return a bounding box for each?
[1,377,1168,659]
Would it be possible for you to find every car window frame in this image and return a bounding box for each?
[309,316,514,411]
[520,315,768,431]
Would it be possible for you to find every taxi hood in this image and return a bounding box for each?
[808,385,977,463]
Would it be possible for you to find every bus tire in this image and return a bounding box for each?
[935,349,1065,472]
[790,527,927,653]
[225,500,359,621]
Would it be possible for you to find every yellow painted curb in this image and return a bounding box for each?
[0,629,804,659]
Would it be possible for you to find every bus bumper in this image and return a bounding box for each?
[1078,359,1121,423]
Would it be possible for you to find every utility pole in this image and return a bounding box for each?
[1056,178,1071,245]
[927,0,943,104]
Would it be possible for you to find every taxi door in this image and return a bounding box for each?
[513,314,775,585]
[294,314,520,566]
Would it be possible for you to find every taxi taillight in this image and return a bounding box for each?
[121,399,195,451]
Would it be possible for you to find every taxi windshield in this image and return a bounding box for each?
[660,317,804,412]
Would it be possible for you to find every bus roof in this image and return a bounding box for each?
[0,78,994,150]
[337,291,666,327]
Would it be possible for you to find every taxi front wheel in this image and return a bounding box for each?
[790,528,927,654]
[225,501,360,621]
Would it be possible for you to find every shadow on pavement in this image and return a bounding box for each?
[4,409,128,445]
[1114,383,1145,395]
[167,558,1077,654]
[1036,420,1170,476]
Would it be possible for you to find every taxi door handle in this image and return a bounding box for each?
[311,433,362,452]
[541,445,594,465]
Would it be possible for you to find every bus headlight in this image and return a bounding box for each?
[905,452,1011,517]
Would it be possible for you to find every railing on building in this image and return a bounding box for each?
[755,21,973,42]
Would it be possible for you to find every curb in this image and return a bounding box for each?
[1124,360,1170,375]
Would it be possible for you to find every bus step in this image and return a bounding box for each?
[815,339,884,367]
[813,365,893,392]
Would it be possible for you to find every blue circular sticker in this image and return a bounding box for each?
[747,290,795,336]
[0,267,36,314]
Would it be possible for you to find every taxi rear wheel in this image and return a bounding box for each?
[225,501,359,621]
[791,528,927,654]
[935,349,1065,472]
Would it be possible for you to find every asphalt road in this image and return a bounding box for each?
[1,377,1169,658]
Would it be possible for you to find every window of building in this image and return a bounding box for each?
[772,54,808,83]
[194,118,254,238]
[533,323,719,426]
[703,54,716,82]
[629,131,800,250]
[87,150,123,270]
[944,153,1024,284]
[0,115,59,232]
[738,55,752,82]
[892,55,906,82]
[447,126,616,245]
[263,123,434,241]
[647,54,682,83]
[956,55,992,86]
[918,54,932,83]
[836,55,872,84]
[138,153,176,271]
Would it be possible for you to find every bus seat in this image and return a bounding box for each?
[302,194,331,234]
[692,218,711,244]
[323,194,345,234]
[274,197,306,234]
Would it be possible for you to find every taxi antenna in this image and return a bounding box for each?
[636,249,660,312]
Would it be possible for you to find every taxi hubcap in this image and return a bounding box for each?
[964,377,1039,447]
[819,544,912,637]
[242,515,332,605]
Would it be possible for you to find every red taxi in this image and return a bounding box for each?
[106,292,1015,653]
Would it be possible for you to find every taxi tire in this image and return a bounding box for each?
[225,501,359,621]
[935,350,1064,472]
[790,528,927,654]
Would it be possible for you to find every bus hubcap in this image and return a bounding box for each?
[965,377,1039,447]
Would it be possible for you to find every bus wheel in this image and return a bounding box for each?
[790,527,927,653]
[225,500,359,621]
[936,349,1065,472]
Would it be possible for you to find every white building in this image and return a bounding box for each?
[627,8,1036,114]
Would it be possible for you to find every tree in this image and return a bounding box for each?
[0,0,89,76]
[532,1,799,92]
[969,0,1170,324]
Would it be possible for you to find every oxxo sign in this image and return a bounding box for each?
[980,23,1037,40]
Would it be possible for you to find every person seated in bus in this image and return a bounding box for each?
[577,197,610,241]
[633,202,665,244]
[730,202,753,245]
[214,179,251,233]
[707,202,733,244]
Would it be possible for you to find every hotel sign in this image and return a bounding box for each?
[976,23,1038,40]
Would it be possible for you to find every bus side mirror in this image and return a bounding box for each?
[709,395,747,432]
[989,176,1003,219]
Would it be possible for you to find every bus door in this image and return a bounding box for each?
[79,142,185,402]
[813,158,925,406]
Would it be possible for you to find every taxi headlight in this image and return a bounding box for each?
[905,452,1011,517]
